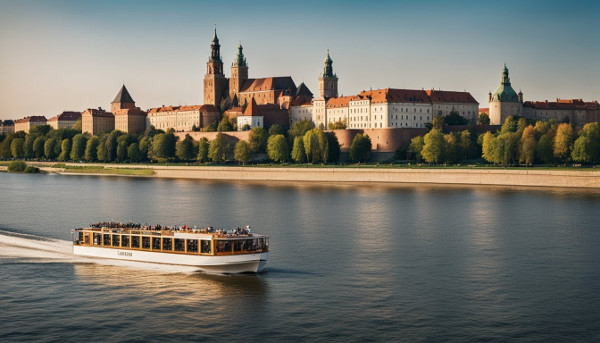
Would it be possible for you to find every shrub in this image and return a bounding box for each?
[7,161,27,172]
[24,166,40,173]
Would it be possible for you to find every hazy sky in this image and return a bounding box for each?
[1,0,598,120]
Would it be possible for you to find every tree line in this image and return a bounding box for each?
[0,119,373,165]
[409,115,600,165]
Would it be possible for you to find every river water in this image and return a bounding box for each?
[1,172,599,342]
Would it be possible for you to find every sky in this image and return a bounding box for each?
[0,0,598,120]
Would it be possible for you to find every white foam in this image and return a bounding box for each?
[0,230,199,274]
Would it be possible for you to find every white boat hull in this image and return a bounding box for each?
[73,245,268,273]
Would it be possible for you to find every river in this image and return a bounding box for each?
[1,172,599,342]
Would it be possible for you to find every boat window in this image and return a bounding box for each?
[187,239,198,253]
[93,233,101,245]
[78,232,84,242]
[174,239,185,252]
[216,240,232,253]
[142,237,150,249]
[162,238,173,251]
[112,235,120,247]
[131,235,140,248]
[152,237,161,250]
[233,240,243,252]
[200,240,211,254]
[103,234,111,246]
[121,235,130,248]
[84,233,90,245]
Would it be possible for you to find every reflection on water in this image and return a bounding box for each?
[1,173,600,342]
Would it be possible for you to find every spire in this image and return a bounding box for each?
[112,84,134,104]
[234,43,247,67]
[491,64,518,103]
[323,49,334,78]
[210,27,221,62]
[501,63,511,86]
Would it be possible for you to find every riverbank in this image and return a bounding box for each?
[21,162,600,188]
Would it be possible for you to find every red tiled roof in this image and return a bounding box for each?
[199,104,219,112]
[326,96,353,108]
[84,109,114,118]
[426,89,478,104]
[479,108,489,113]
[243,98,260,116]
[15,115,47,124]
[523,99,600,110]
[149,104,219,113]
[48,111,81,122]
[240,77,296,93]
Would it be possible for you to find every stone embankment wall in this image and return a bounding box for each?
[148,166,600,189]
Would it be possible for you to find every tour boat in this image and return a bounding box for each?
[72,223,268,273]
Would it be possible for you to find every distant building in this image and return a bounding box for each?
[488,64,599,126]
[14,116,47,133]
[522,99,600,126]
[82,108,114,135]
[47,111,81,130]
[236,99,263,130]
[0,120,15,134]
[111,85,147,134]
[147,104,219,132]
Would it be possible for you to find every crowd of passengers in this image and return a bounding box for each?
[88,222,254,236]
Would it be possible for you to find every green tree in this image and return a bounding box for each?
[328,119,347,130]
[571,122,600,163]
[58,138,71,161]
[127,142,143,162]
[33,136,45,159]
[70,134,87,161]
[536,134,554,164]
[516,117,528,136]
[10,138,25,158]
[498,132,519,165]
[443,133,458,163]
[409,136,425,162]
[268,124,284,136]
[288,119,314,144]
[176,134,195,161]
[291,136,306,163]
[217,115,233,132]
[553,123,574,162]
[519,125,537,165]
[72,118,82,131]
[234,140,253,164]
[116,140,128,162]
[138,136,150,159]
[44,137,58,160]
[444,111,469,126]
[197,137,209,163]
[0,135,14,159]
[248,127,268,153]
[85,136,100,162]
[421,129,445,163]
[432,116,444,131]
[105,130,123,161]
[534,120,550,137]
[97,136,108,162]
[303,129,320,163]
[500,115,518,134]
[7,161,27,172]
[29,124,52,137]
[349,133,372,163]
[459,130,474,161]
[152,132,177,162]
[267,134,289,163]
[478,113,490,125]
[24,134,36,158]
[481,132,497,163]
[208,133,230,163]
[325,131,341,163]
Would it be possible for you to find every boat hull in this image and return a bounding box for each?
[73,246,268,273]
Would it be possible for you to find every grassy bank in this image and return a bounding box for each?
[51,164,155,176]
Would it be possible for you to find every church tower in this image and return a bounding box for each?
[111,84,136,113]
[229,43,248,101]
[204,28,228,106]
[488,64,523,125]
[318,50,338,99]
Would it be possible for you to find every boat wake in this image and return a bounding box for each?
[0,229,200,274]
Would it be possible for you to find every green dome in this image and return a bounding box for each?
[491,64,519,102]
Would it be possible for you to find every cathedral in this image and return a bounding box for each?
[203,29,326,110]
